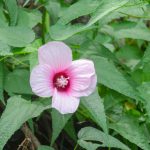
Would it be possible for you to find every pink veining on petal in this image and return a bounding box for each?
[52,89,80,114]
[66,59,97,94]
[38,41,72,71]
[72,75,97,97]
[30,64,54,97]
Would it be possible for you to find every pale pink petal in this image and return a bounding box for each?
[67,59,96,91]
[52,89,80,114]
[30,64,54,97]
[38,41,72,71]
[72,75,97,97]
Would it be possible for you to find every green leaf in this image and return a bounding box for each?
[87,0,128,26]
[4,69,32,95]
[19,39,42,54]
[45,1,61,24]
[81,89,108,134]
[137,82,150,120]
[142,44,150,64]
[110,114,150,150]
[64,119,77,141]
[103,22,150,41]
[0,41,12,56]
[115,25,150,41]
[0,96,51,149]
[18,8,42,28]
[29,51,38,71]
[116,45,142,69]
[116,45,142,60]
[0,2,8,27]
[50,0,128,40]
[78,127,130,150]
[117,0,149,19]
[0,62,4,102]
[92,56,138,100]
[38,145,54,150]
[4,0,18,26]
[58,0,99,25]
[50,23,95,41]
[51,109,72,145]
[0,26,35,47]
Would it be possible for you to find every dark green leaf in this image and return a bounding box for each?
[81,89,108,133]
[110,114,150,150]
[0,96,51,149]
[92,56,138,100]
[78,127,130,150]
[38,145,54,150]
[51,109,72,145]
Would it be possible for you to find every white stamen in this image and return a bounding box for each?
[56,75,69,88]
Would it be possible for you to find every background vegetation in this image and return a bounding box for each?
[0,0,150,150]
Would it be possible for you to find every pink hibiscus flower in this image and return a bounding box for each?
[30,41,97,114]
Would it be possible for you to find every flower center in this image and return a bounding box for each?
[53,72,70,91]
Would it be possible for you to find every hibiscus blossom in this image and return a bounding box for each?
[30,41,97,114]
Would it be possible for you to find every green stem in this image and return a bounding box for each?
[42,8,50,44]
[74,144,78,150]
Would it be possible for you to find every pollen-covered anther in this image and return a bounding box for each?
[55,75,69,88]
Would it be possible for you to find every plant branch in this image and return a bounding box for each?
[21,123,40,150]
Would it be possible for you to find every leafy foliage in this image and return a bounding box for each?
[78,127,130,150]
[0,26,35,47]
[50,0,129,40]
[81,89,108,133]
[0,96,50,149]
[0,0,150,150]
[51,109,72,145]
[110,114,150,150]
[38,145,54,150]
